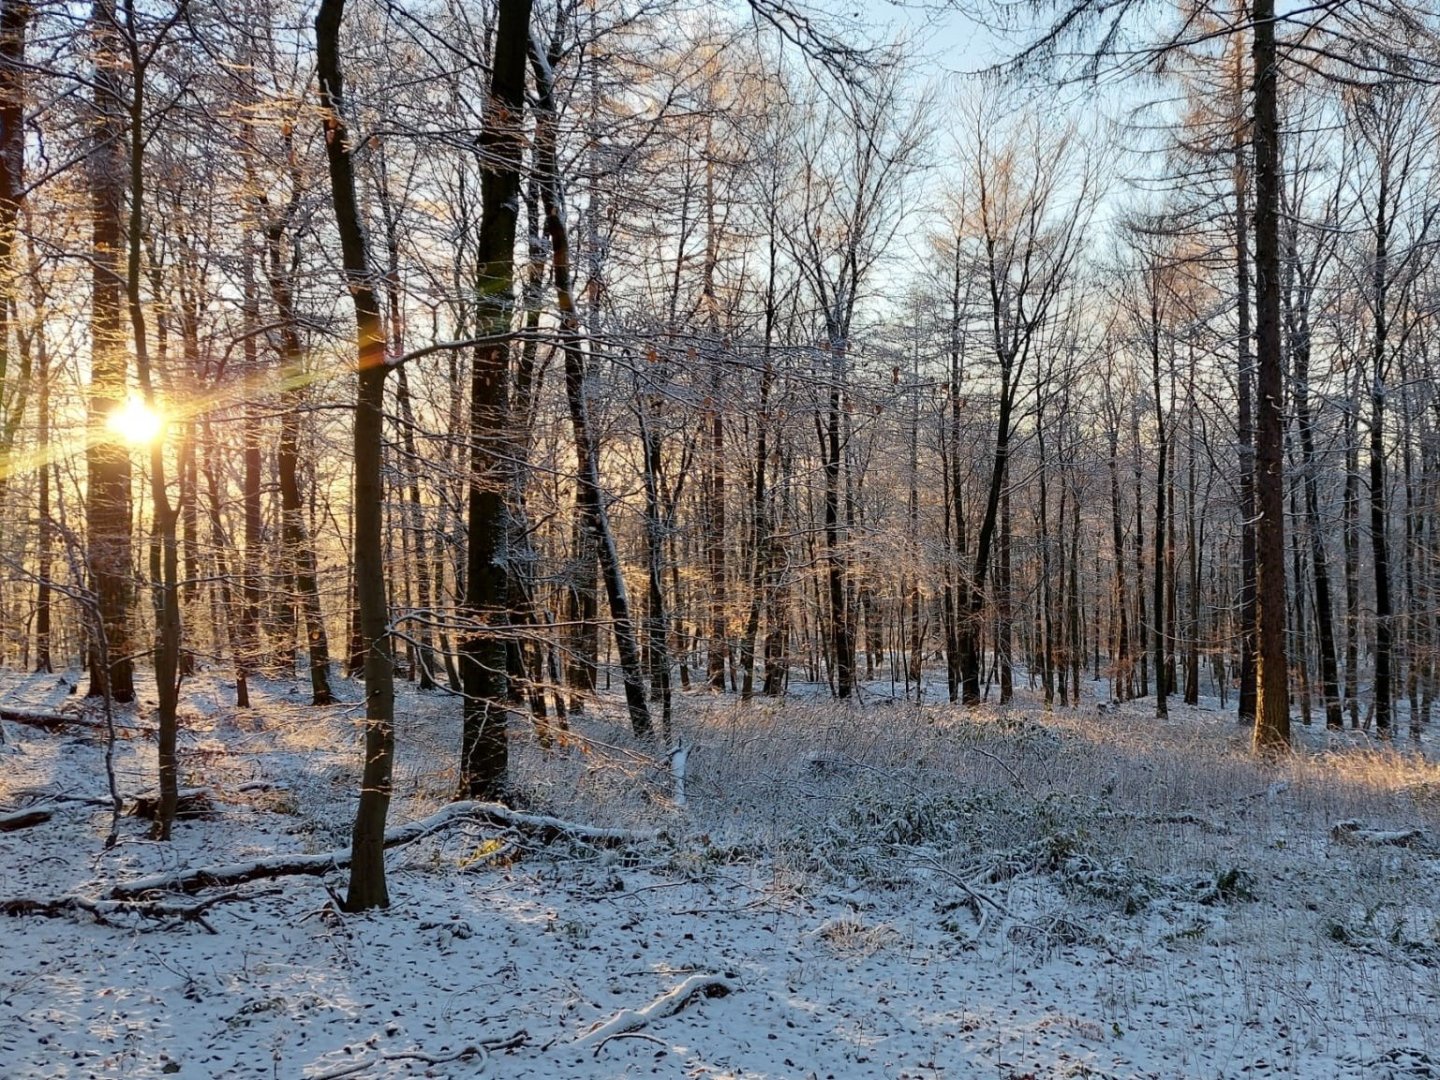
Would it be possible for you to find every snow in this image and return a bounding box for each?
[3,668,1440,1078]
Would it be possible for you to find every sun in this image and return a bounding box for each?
[106,396,165,445]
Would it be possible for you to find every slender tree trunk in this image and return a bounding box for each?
[1343,375,1361,728]
[531,30,649,739]
[317,0,396,911]
[1133,400,1148,698]
[265,210,335,705]
[1108,418,1131,701]
[998,476,1013,704]
[821,335,854,699]
[239,239,263,699]
[1235,92,1258,727]
[1287,245,1342,728]
[34,330,52,674]
[1152,316,1168,717]
[1370,208,1393,738]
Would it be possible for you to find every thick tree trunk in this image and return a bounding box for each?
[458,0,532,798]
[1251,0,1291,751]
[0,0,26,515]
[85,1,135,705]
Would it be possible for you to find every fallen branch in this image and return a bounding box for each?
[305,1031,527,1080]
[916,855,1017,922]
[1,887,278,933]
[112,801,659,898]
[7,788,116,808]
[452,801,660,847]
[577,973,736,1049]
[306,1044,484,1080]
[592,1030,669,1054]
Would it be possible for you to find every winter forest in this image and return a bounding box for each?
[5,0,1440,1076]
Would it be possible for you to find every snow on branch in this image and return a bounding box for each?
[578,973,737,1050]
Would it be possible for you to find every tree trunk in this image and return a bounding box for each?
[458,0,533,798]
[85,1,135,705]
[531,28,650,740]
[264,207,335,706]
[1235,95,1258,727]
[1286,232,1342,728]
[1108,414,1131,701]
[1152,311,1168,717]
[316,0,396,911]
[1251,0,1291,751]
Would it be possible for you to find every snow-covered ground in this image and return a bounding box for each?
[3,668,1440,1079]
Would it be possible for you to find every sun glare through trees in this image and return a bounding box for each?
[2,0,1440,1076]
[104,396,164,446]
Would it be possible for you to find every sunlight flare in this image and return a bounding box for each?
[106,396,165,446]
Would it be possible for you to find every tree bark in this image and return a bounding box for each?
[316,0,396,911]
[1251,0,1291,751]
[85,0,135,705]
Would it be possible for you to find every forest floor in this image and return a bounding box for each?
[3,667,1440,1079]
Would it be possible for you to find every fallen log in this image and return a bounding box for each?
[0,806,54,832]
[0,707,155,735]
[0,707,88,731]
[1331,820,1425,847]
[111,801,659,898]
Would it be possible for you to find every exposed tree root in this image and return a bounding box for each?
[577,973,737,1049]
